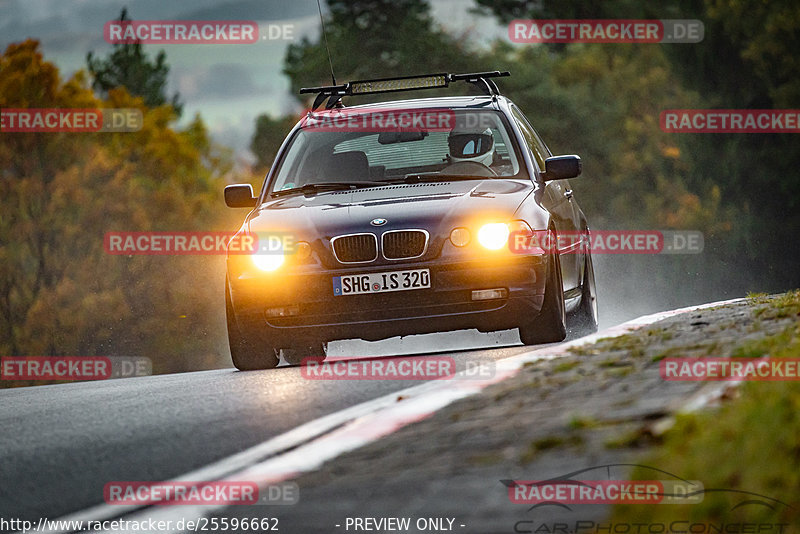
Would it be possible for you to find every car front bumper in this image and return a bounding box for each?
[228,254,546,346]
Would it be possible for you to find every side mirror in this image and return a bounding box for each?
[542,155,582,181]
[224,184,256,208]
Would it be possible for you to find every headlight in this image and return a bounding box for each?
[477,223,510,250]
[252,253,284,271]
[449,227,471,247]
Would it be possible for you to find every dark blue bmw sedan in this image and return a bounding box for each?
[224,72,598,369]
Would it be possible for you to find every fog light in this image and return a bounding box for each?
[265,305,300,317]
[471,288,508,301]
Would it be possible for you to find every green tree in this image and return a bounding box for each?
[250,114,297,171]
[86,8,183,116]
[284,0,488,100]
[474,0,800,294]
[254,0,493,177]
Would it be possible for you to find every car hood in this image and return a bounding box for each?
[247,179,535,238]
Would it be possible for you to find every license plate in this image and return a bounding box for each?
[333,268,431,296]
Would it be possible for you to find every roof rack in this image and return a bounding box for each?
[299,71,511,111]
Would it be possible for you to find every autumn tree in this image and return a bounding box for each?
[0,40,234,384]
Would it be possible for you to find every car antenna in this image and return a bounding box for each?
[317,0,337,86]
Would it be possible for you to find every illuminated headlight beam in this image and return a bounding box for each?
[252,253,284,271]
[477,223,510,250]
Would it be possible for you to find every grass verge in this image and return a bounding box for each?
[611,290,800,528]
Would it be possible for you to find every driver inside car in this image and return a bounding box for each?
[444,126,497,176]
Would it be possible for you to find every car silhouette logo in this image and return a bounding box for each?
[370,218,387,226]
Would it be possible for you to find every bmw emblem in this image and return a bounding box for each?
[370,218,387,226]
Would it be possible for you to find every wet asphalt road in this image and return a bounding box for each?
[0,338,540,523]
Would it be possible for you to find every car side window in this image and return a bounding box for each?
[510,105,548,170]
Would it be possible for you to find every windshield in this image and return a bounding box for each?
[267,109,528,195]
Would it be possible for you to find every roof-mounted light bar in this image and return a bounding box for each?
[350,73,449,94]
[300,71,510,110]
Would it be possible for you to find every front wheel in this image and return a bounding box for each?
[518,248,567,345]
[226,276,279,371]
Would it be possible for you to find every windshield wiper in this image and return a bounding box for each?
[271,181,389,197]
[400,173,492,184]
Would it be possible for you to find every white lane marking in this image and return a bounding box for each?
[49,297,743,533]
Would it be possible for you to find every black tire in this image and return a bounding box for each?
[281,344,327,366]
[570,248,599,336]
[518,244,567,345]
[226,276,279,371]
